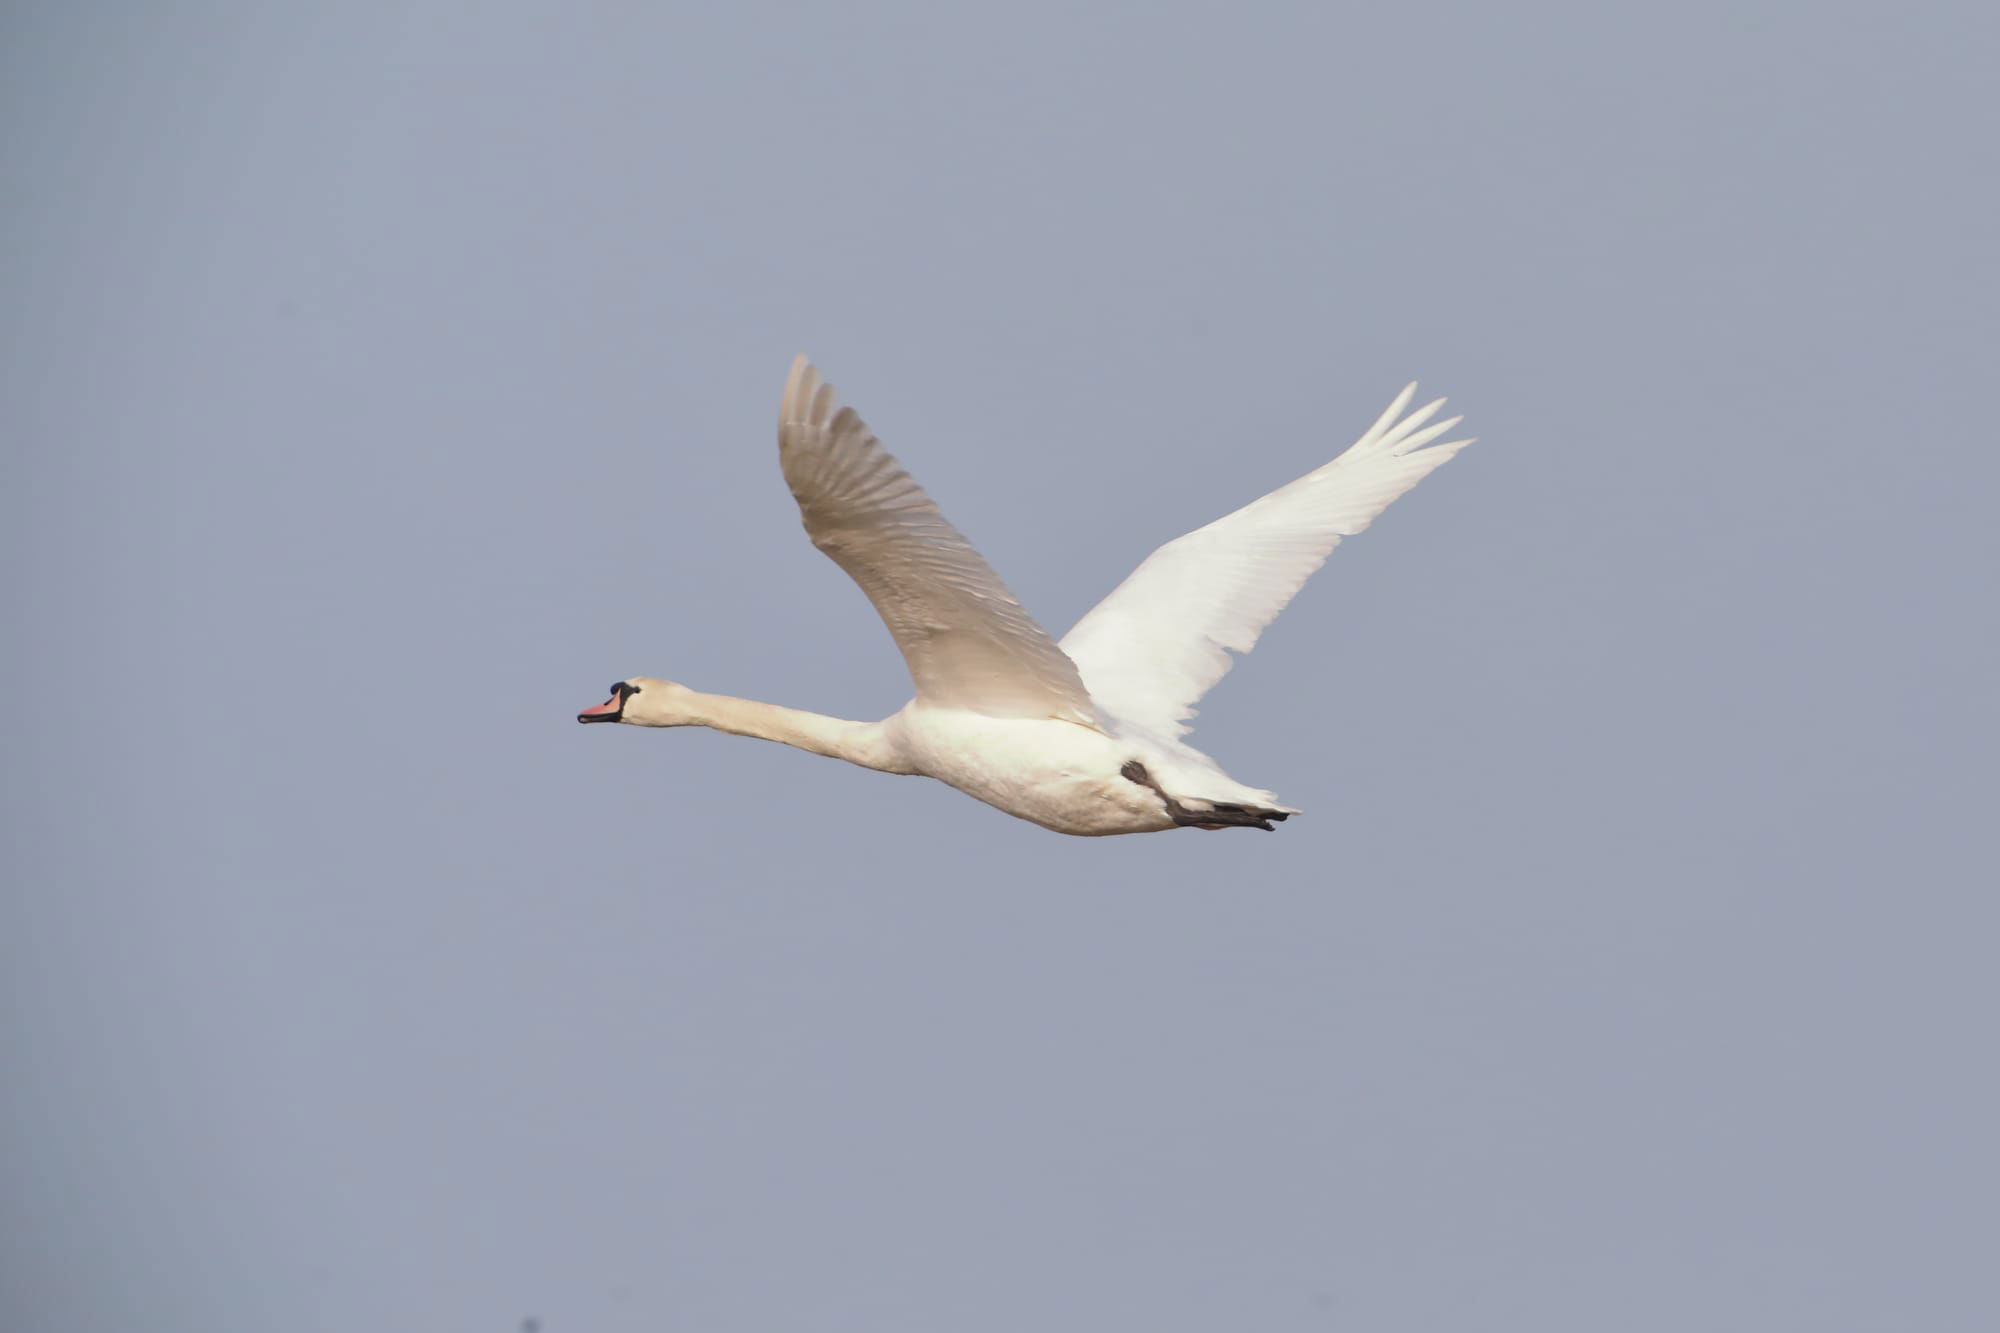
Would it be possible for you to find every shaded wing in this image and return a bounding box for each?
[1059,383,1473,739]
[778,356,1099,727]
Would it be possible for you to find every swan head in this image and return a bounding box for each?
[575,677,696,727]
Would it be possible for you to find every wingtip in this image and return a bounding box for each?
[1390,413,1466,455]
[782,353,822,422]
[1357,382,1421,449]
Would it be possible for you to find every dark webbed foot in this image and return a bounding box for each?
[1121,760,1286,832]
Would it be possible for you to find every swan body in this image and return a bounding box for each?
[579,356,1474,836]
[886,707,1175,836]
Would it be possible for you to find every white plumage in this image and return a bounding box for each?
[578,356,1475,836]
[1060,381,1468,742]
[777,357,1101,729]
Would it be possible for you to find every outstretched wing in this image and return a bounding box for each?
[778,356,1099,727]
[1059,383,1473,739]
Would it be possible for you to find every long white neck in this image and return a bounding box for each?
[683,690,910,773]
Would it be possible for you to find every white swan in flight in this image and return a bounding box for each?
[578,356,1473,835]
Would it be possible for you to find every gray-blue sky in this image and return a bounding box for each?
[5,2,1996,1329]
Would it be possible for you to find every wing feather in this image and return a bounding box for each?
[778,356,1099,727]
[1059,383,1473,739]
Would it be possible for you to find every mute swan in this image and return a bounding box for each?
[578,356,1473,836]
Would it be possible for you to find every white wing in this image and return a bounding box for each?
[1059,383,1473,739]
[778,356,1099,727]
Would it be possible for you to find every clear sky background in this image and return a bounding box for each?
[5,2,1996,1330]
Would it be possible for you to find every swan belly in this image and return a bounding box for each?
[888,709,1174,836]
